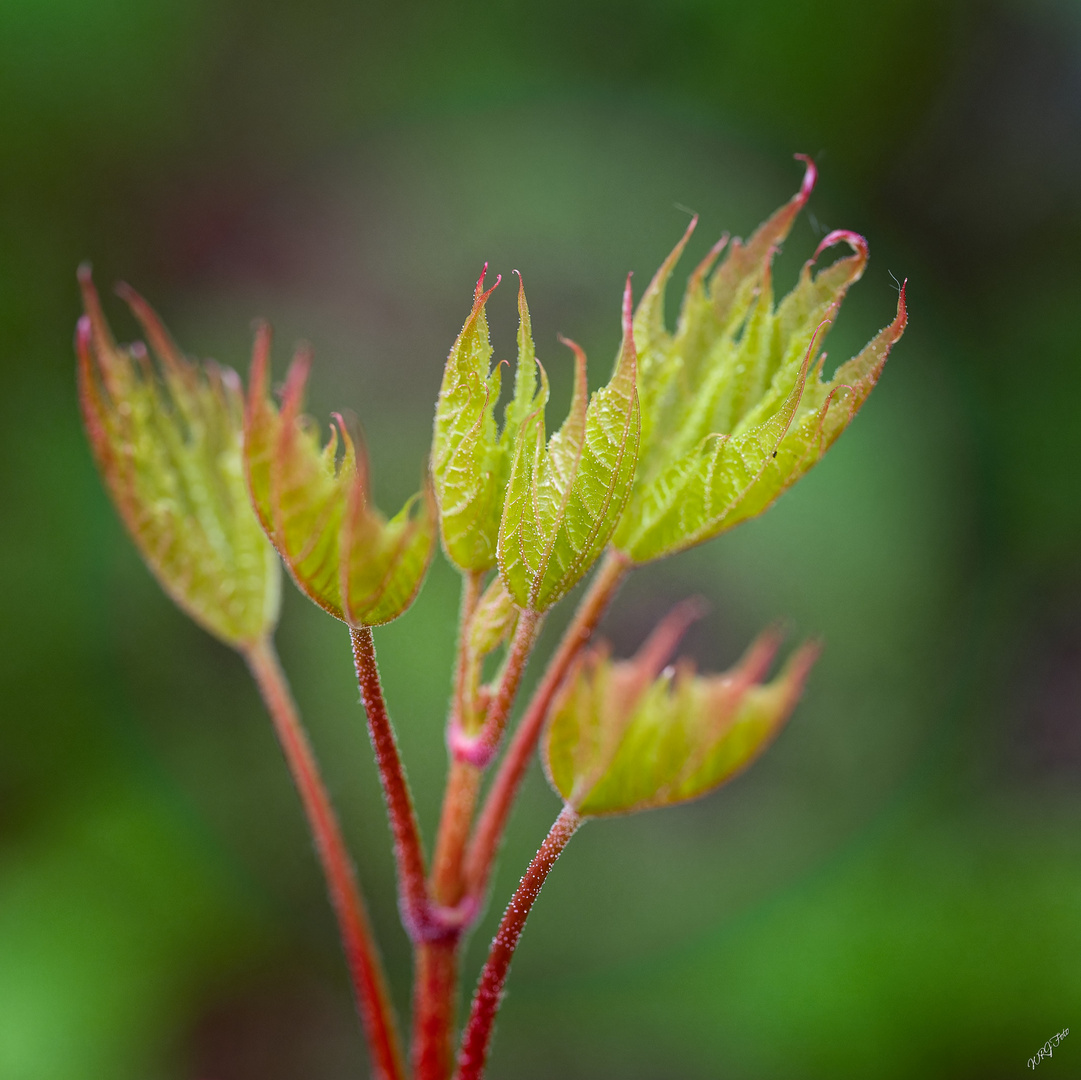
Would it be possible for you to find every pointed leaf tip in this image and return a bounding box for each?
[544,625,817,817]
[614,159,905,564]
[498,280,641,612]
[431,265,510,572]
[244,331,432,627]
[76,275,280,648]
[630,597,708,684]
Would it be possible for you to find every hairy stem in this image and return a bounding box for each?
[413,937,460,1080]
[449,607,544,768]
[416,569,490,1080]
[350,624,434,941]
[245,636,407,1080]
[463,549,629,897]
[430,760,481,906]
[431,570,486,906]
[456,806,583,1080]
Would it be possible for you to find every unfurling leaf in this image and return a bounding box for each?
[497,278,640,612]
[76,268,280,648]
[457,575,520,733]
[613,156,907,564]
[244,325,434,626]
[431,268,543,573]
[544,603,819,817]
[468,575,520,661]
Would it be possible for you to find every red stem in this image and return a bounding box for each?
[463,549,629,897]
[413,937,460,1080]
[350,624,436,942]
[456,806,582,1080]
[431,571,486,906]
[412,571,485,1080]
[244,637,407,1080]
[448,607,543,768]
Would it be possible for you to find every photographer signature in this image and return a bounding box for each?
[1029,1028,1069,1068]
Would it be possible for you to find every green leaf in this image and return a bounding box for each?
[497,278,641,612]
[244,328,434,626]
[467,575,519,660]
[76,268,280,649]
[719,278,908,531]
[430,269,506,572]
[544,605,819,817]
[457,575,521,734]
[269,346,354,619]
[614,158,908,564]
[613,338,813,564]
[340,470,436,627]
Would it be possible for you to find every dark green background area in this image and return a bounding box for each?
[2,1,1080,1077]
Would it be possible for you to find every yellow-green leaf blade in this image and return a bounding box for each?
[431,267,505,572]
[77,269,280,649]
[340,474,436,627]
[614,343,811,564]
[544,615,818,818]
[616,180,906,565]
[267,353,352,619]
[722,282,908,530]
[498,279,641,611]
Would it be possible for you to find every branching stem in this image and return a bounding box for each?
[463,549,629,897]
[245,636,407,1080]
[449,606,544,768]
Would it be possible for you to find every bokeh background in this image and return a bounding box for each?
[2,0,1080,1077]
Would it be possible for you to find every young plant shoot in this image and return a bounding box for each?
[76,156,906,1080]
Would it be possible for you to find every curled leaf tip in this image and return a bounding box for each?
[813,229,868,264]
[473,264,500,306]
[613,158,905,565]
[793,153,817,202]
[556,332,585,361]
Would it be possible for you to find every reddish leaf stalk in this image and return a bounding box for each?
[350,624,437,941]
[449,606,544,768]
[456,805,583,1080]
[430,760,482,907]
[463,548,629,897]
[245,637,407,1080]
[431,570,487,906]
[413,571,487,1080]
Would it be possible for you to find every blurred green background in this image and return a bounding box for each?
[2,0,1080,1077]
